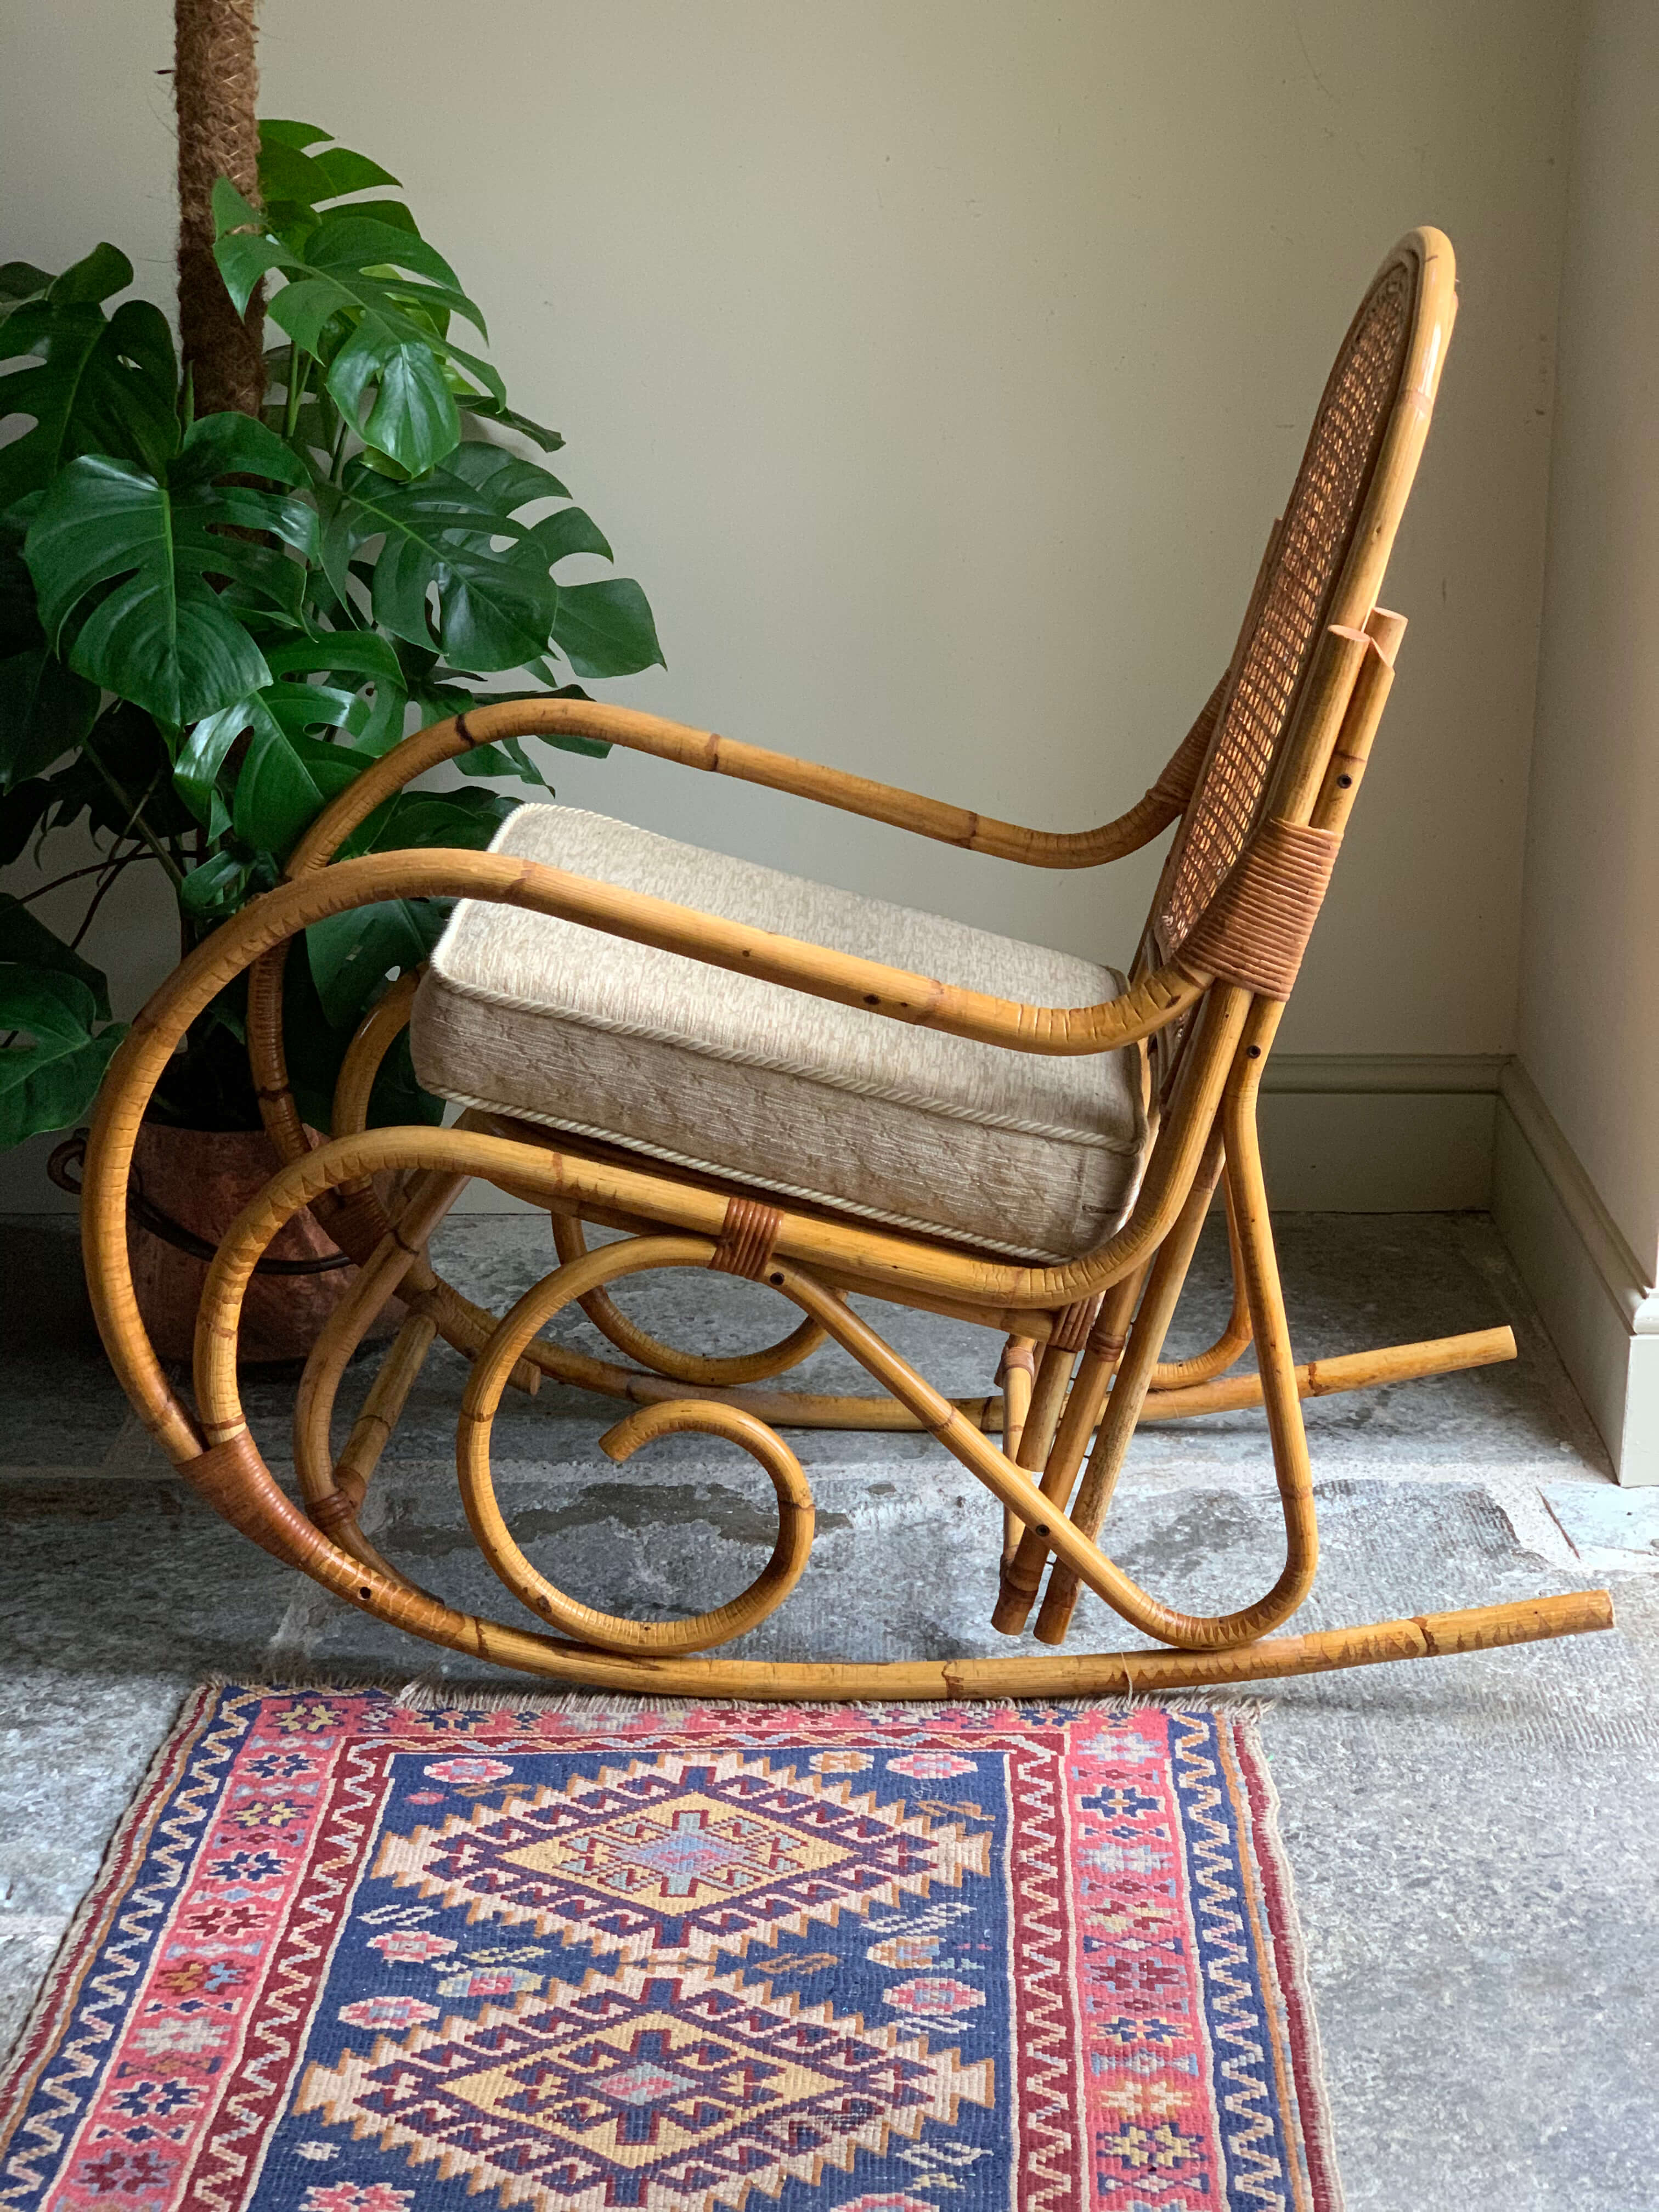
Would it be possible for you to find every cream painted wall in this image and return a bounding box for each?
[1,2,1578,1091]
[1515,0,1659,1282]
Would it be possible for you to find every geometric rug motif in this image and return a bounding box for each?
[0,1685,1342,2212]
[369,1754,991,1961]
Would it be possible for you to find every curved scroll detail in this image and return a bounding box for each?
[550,1214,828,1386]
[458,1233,816,1653]
[179,1119,1276,1651]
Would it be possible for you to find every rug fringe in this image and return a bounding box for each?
[195,1669,1272,1724]
[1225,1708,1347,2211]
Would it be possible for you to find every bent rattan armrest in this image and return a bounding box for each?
[292,844,1212,1057]
[281,682,1227,888]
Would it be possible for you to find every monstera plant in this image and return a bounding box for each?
[0,119,661,1149]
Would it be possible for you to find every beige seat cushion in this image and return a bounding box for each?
[411,805,1148,1261]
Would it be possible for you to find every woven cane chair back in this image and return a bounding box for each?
[1149,241,1431,971]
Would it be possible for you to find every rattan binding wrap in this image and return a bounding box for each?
[1181,819,1341,1000]
[1153,256,1415,961]
[1049,1294,1105,1353]
[711,1195,785,1280]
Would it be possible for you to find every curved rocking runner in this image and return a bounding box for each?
[80,228,1613,1696]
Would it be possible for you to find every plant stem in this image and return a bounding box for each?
[328,410,352,484]
[114,759,175,856]
[69,851,136,953]
[83,747,186,893]
[16,855,153,905]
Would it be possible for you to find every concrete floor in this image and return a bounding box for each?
[2,1209,1657,2209]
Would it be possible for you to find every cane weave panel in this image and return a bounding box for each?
[1156,257,1414,955]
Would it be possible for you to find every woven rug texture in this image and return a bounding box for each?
[0,1685,1341,2212]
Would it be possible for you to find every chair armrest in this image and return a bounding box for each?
[286,683,1226,883]
[311,847,1208,1056]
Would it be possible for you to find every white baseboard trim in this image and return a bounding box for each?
[1261,1052,1510,1095]
[1492,1061,1659,1485]
[1254,1053,1503,1212]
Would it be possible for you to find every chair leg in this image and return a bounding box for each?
[1218,1058,1318,1605]
[998,1335,1036,1562]
[991,1269,1142,1633]
[1020,1338,1080,1470]
[289,1168,469,1593]
[1031,1136,1225,1644]
[1036,1032,1323,1649]
[334,1307,439,1511]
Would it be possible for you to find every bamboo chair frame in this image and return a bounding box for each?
[79,228,1611,1695]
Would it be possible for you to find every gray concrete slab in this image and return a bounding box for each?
[0,1210,1653,2207]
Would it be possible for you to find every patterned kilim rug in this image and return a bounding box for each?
[0,1685,1341,2212]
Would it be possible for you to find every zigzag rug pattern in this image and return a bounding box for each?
[0,1687,1340,2212]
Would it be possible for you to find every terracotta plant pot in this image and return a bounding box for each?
[119,1120,392,1365]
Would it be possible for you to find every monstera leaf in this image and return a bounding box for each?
[233,725,372,857]
[458,396,565,452]
[321,442,664,682]
[245,123,566,464]
[255,119,408,250]
[0,109,669,1157]
[0,968,126,1145]
[552,578,664,680]
[321,453,558,669]
[176,685,366,843]
[215,179,503,476]
[0,245,179,512]
[0,262,53,331]
[441,446,662,677]
[0,896,124,1148]
[22,411,316,726]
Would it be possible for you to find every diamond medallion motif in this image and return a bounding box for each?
[503,1792,849,1907]
[296,1961,991,2209]
[370,1754,988,1961]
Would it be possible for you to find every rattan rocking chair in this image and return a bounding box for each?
[81,226,1611,1696]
